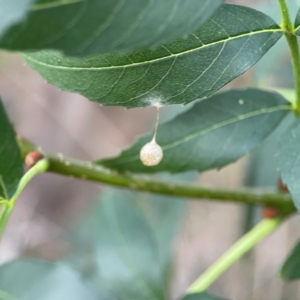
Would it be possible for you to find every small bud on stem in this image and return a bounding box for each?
[25,151,44,168]
[262,206,280,219]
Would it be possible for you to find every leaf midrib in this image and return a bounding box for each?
[165,104,291,148]
[31,0,84,11]
[105,104,291,166]
[23,28,283,71]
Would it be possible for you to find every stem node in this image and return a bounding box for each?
[278,0,300,111]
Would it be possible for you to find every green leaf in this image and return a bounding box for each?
[22,4,283,108]
[294,7,300,35]
[130,173,192,286]
[245,114,292,188]
[1,0,222,56]
[242,114,292,232]
[98,89,291,174]
[181,292,228,300]
[0,260,98,300]
[0,0,33,38]
[0,99,23,199]
[281,239,300,280]
[70,189,170,300]
[277,117,300,211]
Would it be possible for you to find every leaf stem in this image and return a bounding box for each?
[285,34,300,112]
[278,0,293,30]
[278,0,300,112]
[11,159,49,204]
[187,218,283,294]
[0,159,49,238]
[16,136,295,213]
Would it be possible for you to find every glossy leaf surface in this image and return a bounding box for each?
[23,4,282,108]
[99,89,290,173]
[0,0,222,56]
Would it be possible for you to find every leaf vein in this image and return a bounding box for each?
[22,28,283,71]
[78,0,126,53]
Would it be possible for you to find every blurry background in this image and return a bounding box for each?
[0,0,300,299]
